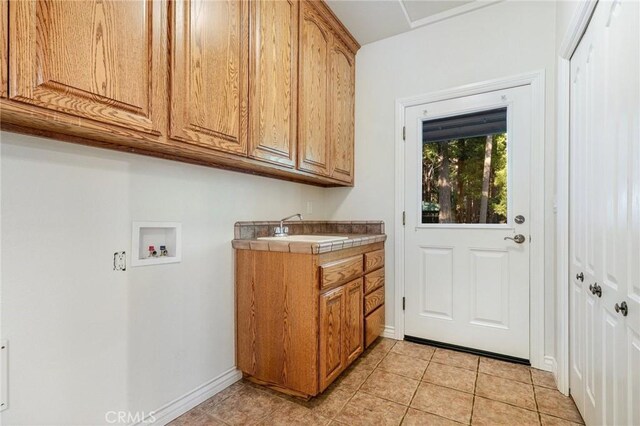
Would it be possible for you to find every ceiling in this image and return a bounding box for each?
[326,0,501,45]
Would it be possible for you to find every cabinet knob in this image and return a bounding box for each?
[614,301,628,317]
[576,272,584,282]
[589,283,602,298]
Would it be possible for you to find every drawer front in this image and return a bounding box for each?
[320,255,364,290]
[364,267,384,294]
[365,304,385,348]
[364,249,384,272]
[364,286,384,315]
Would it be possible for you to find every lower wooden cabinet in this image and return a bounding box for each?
[319,285,347,391]
[236,242,383,398]
[365,304,385,348]
[344,279,364,364]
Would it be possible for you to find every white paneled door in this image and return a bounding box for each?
[569,1,640,425]
[404,86,532,359]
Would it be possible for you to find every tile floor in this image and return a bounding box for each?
[170,338,584,425]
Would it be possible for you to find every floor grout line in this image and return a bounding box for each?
[179,339,579,426]
[469,356,480,425]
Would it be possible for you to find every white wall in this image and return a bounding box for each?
[325,0,558,362]
[0,132,327,425]
[556,1,582,51]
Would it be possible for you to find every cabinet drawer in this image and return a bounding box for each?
[364,286,384,315]
[364,249,384,272]
[364,267,384,294]
[320,255,363,290]
[365,304,385,348]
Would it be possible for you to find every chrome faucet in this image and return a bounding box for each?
[274,213,303,237]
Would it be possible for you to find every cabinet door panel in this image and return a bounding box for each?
[9,0,165,133]
[298,3,330,176]
[329,42,355,183]
[344,279,363,365]
[249,0,297,167]
[319,285,345,391]
[171,0,249,154]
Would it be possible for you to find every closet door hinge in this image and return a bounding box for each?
[402,126,406,141]
[402,211,406,226]
[402,297,406,311]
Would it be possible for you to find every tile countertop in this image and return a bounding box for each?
[232,220,386,254]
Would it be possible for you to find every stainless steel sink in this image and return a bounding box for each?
[257,235,349,243]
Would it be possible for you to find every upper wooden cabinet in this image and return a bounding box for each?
[298,1,356,183]
[344,278,364,365]
[298,2,331,176]
[0,0,7,98]
[248,0,298,167]
[0,0,359,186]
[8,0,166,134]
[170,0,249,155]
[329,40,355,183]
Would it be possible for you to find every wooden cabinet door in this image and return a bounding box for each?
[171,0,249,155]
[0,0,7,98]
[9,0,166,134]
[329,41,355,184]
[343,278,363,365]
[298,2,331,176]
[319,285,345,391]
[248,0,297,167]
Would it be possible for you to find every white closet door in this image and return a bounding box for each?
[570,1,640,425]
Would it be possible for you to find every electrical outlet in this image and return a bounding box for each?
[113,252,126,271]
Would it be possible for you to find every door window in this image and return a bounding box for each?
[421,108,508,224]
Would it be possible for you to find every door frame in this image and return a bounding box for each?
[555,0,599,396]
[394,71,547,370]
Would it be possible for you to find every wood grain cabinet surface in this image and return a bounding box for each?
[248,0,298,167]
[0,0,7,98]
[319,285,347,391]
[236,242,383,398]
[298,0,356,183]
[298,2,331,176]
[328,39,355,183]
[0,0,359,187]
[8,0,166,134]
[170,0,249,154]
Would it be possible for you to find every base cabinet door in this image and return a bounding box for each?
[344,279,363,364]
[170,0,249,155]
[319,285,346,391]
[8,0,166,133]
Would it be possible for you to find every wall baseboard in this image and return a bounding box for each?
[543,355,557,374]
[133,367,242,426]
[382,325,397,339]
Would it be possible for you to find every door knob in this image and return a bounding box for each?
[614,301,628,317]
[589,283,602,298]
[504,234,526,244]
[576,272,584,282]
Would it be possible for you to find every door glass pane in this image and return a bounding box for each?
[422,108,508,224]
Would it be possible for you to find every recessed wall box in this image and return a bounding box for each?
[132,222,182,267]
